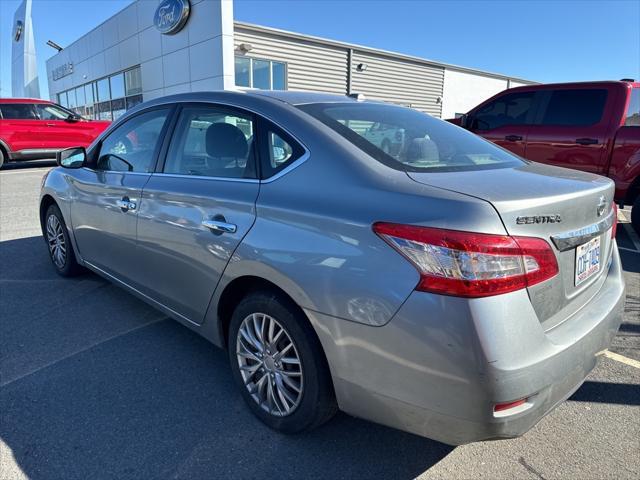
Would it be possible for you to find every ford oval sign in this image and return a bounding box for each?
[154,0,190,35]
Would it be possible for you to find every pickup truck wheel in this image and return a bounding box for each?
[631,196,640,235]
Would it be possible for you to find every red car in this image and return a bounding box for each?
[0,98,110,168]
[450,80,640,232]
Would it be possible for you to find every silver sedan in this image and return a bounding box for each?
[39,90,625,445]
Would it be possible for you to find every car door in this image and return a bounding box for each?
[134,103,260,324]
[467,90,537,157]
[70,106,172,284]
[0,103,46,151]
[524,86,613,174]
[34,103,101,149]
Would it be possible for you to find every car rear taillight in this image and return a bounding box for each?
[373,223,559,298]
[611,203,618,239]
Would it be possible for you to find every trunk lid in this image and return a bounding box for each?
[407,162,616,328]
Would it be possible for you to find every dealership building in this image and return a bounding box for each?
[41,0,534,121]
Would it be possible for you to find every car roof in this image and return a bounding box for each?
[0,98,53,104]
[247,90,363,105]
[505,80,640,91]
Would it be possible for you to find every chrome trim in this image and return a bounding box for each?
[550,208,615,252]
[81,168,151,176]
[151,172,259,183]
[202,219,237,234]
[261,151,311,184]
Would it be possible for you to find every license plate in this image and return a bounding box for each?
[575,237,600,286]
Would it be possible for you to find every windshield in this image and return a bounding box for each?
[298,102,525,172]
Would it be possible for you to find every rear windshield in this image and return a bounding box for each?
[298,102,525,172]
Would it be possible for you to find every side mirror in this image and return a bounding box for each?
[56,147,86,169]
[65,113,81,123]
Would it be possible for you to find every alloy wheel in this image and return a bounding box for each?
[236,313,304,417]
[46,214,66,269]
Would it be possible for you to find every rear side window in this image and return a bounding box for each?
[164,105,257,179]
[259,124,306,179]
[625,88,640,126]
[472,92,534,130]
[0,104,37,119]
[541,89,607,126]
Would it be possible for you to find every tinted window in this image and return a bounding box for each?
[164,106,256,179]
[542,89,607,126]
[36,104,74,120]
[260,126,305,178]
[0,104,37,119]
[625,88,640,126]
[97,109,169,172]
[472,92,534,130]
[298,102,524,172]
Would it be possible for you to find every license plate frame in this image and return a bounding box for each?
[574,236,601,286]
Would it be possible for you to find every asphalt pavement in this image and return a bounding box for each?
[1,164,638,480]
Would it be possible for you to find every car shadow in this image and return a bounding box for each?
[0,236,452,480]
[569,381,640,406]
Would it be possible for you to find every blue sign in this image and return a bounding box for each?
[154,0,191,35]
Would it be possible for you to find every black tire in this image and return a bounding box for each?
[44,204,84,277]
[228,290,337,433]
[632,196,640,236]
[0,147,5,169]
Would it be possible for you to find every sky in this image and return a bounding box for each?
[1,0,638,99]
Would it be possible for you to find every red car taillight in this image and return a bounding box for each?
[373,223,559,298]
[611,202,618,239]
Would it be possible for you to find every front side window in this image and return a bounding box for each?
[164,106,256,179]
[541,89,607,126]
[298,102,524,172]
[625,88,640,126]
[36,103,75,120]
[0,104,37,119]
[97,108,169,172]
[472,92,534,131]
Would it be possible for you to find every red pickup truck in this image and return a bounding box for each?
[451,80,640,232]
[0,98,110,169]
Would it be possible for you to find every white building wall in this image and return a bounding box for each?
[11,0,40,98]
[46,0,234,102]
[440,68,509,119]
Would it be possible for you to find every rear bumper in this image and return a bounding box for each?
[306,246,625,445]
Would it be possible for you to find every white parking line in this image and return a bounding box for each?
[601,350,640,369]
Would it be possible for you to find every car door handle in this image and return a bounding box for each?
[575,138,598,145]
[202,219,237,234]
[504,135,523,142]
[116,198,137,211]
[46,123,56,127]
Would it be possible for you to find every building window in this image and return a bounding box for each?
[55,66,142,121]
[235,57,251,87]
[109,73,126,100]
[234,56,287,90]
